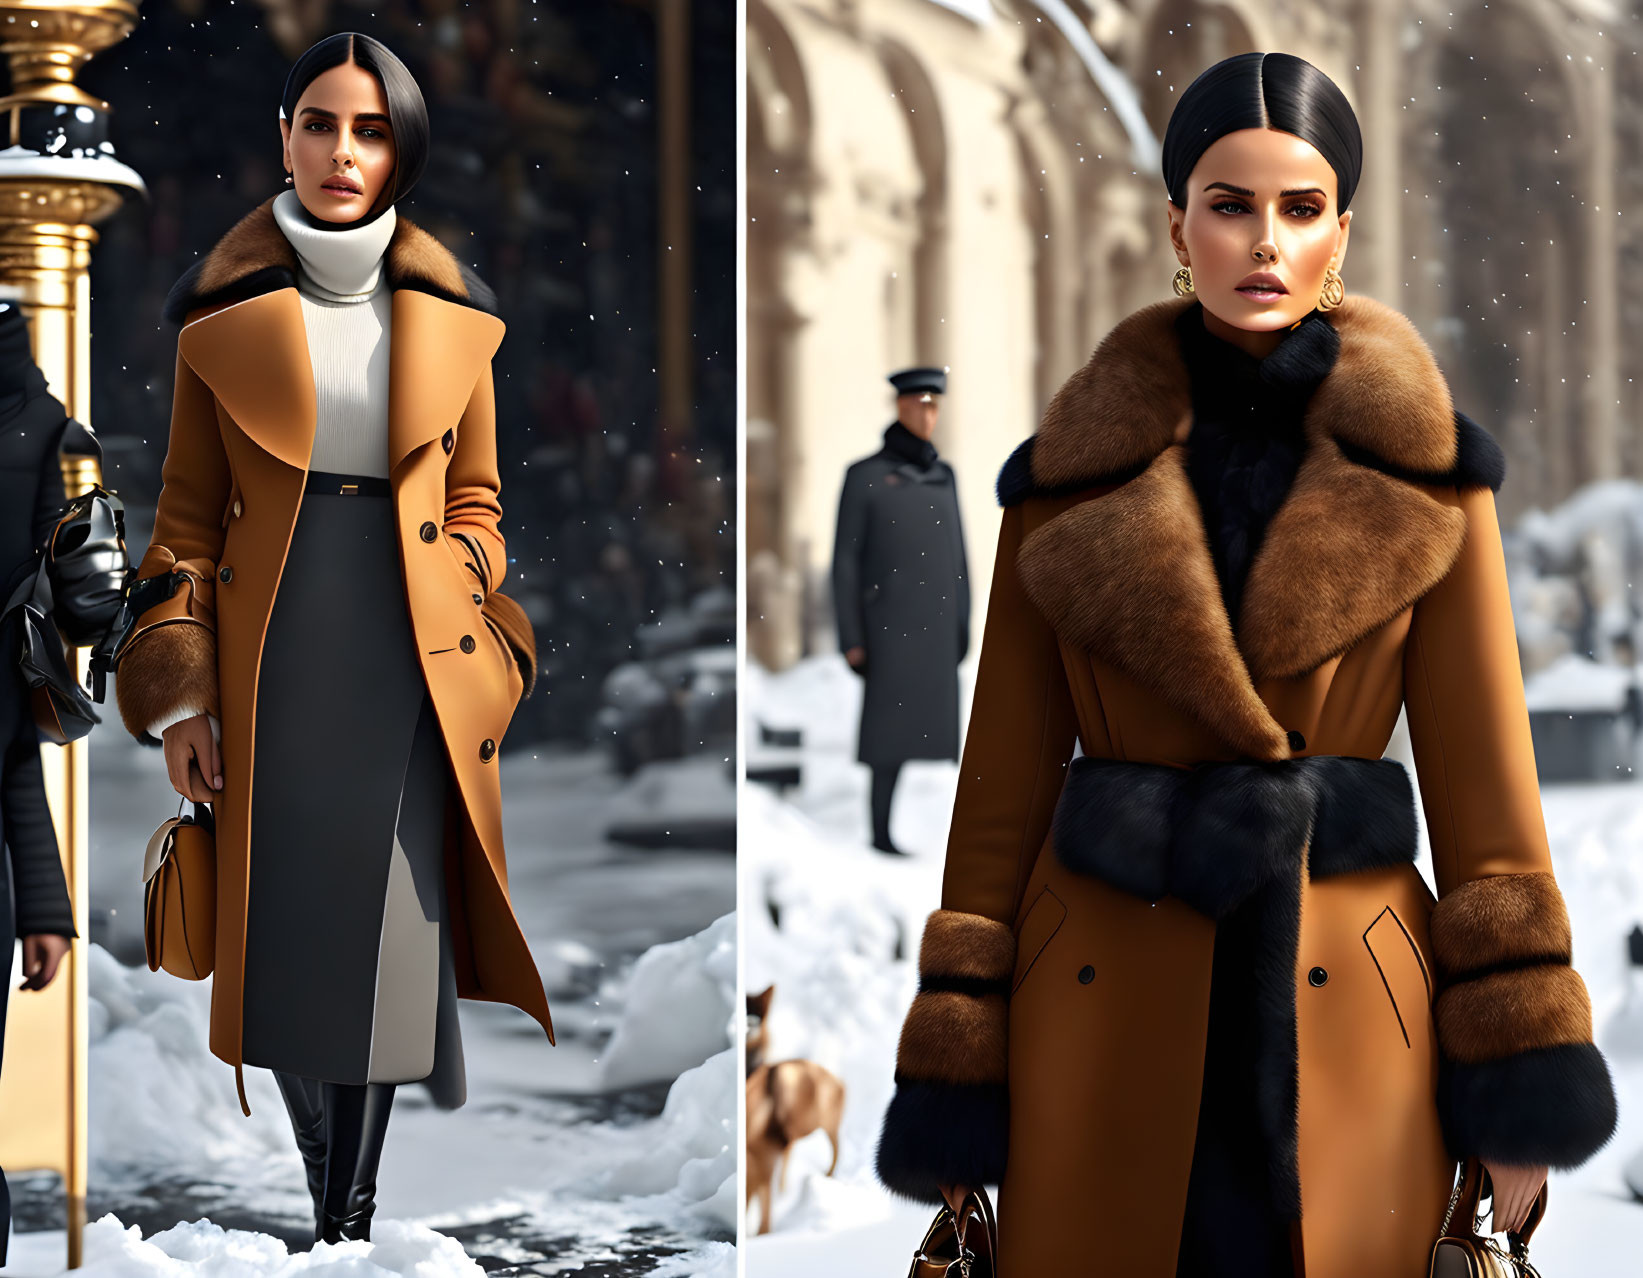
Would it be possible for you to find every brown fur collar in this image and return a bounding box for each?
[1029,294,1460,488]
[1013,294,1485,760]
[163,195,498,323]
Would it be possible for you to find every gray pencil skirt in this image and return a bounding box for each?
[239,486,466,1107]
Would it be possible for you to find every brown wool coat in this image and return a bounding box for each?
[876,294,1616,1278]
[113,196,553,1109]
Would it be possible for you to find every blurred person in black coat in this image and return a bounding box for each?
[831,367,969,855]
[0,300,78,1265]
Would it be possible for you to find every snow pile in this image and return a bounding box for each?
[85,944,295,1188]
[1523,653,1638,714]
[1509,478,1643,675]
[56,1215,482,1276]
[647,1242,737,1278]
[598,910,736,1088]
[596,1047,738,1231]
[742,657,964,1244]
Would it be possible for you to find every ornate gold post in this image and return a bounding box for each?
[0,2,142,1267]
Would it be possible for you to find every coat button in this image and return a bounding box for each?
[1308,966,1328,987]
[460,635,476,654]
[1077,965,1095,984]
[232,498,243,518]
[218,565,233,583]
[420,521,438,543]
[479,738,496,762]
[442,429,454,454]
[472,593,484,605]
[1288,729,1307,752]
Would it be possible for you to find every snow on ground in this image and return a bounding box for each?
[8,730,736,1277]
[743,654,1643,1273]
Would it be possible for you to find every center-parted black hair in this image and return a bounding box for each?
[281,32,429,211]
[1162,52,1363,213]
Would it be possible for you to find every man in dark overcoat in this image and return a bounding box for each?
[0,300,77,1263]
[831,367,969,855]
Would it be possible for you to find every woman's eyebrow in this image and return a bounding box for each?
[1203,180,1326,198]
[296,106,393,127]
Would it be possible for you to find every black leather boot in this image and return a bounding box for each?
[273,1070,327,1243]
[319,1081,397,1244]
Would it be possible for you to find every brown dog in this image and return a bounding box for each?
[744,986,846,1235]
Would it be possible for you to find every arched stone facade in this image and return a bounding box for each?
[748,0,1641,668]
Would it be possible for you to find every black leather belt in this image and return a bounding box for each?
[305,469,390,497]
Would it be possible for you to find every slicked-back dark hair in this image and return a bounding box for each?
[1162,52,1363,212]
[281,31,428,210]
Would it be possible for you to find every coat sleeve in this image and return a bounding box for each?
[112,344,228,745]
[830,465,868,655]
[2,720,74,938]
[443,360,506,596]
[1404,481,1617,1169]
[875,498,1079,1203]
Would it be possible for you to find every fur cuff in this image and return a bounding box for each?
[114,621,220,746]
[1430,872,1617,1168]
[875,910,1014,1203]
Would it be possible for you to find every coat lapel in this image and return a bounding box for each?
[177,291,316,470]
[388,290,504,471]
[1016,294,1471,759]
[168,195,503,474]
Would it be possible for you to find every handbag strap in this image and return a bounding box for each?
[1440,1157,1547,1267]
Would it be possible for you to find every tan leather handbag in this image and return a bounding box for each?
[142,800,217,980]
[907,1187,997,1278]
[1430,1157,1547,1278]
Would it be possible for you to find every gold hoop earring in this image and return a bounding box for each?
[1172,265,1194,297]
[1318,267,1345,311]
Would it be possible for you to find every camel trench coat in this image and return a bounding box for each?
[875,295,1616,1278]
[113,197,553,1110]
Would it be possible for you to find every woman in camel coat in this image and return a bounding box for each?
[875,53,1617,1278]
[111,33,550,1245]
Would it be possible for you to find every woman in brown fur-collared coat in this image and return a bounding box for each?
[875,53,1617,1278]
[110,34,551,1247]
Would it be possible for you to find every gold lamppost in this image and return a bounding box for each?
[0,2,143,1268]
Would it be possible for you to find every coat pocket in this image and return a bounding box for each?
[1011,885,1067,997]
[1363,905,1434,1050]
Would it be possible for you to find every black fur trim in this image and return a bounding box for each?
[917,973,1011,998]
[1171,762,1314,919]
[994,437,1150,508]
[995,437,1036,507]
[164,261,298,324]
[1049,754,1417,920]
[456,259,500,316]
[1050,756,1177,901]
[1247,838,1304,1219]
[1336,409,1506,493]
[1436,1042,1617,1169]
[875,1078,1010,1204]
[1304,755,1420,877]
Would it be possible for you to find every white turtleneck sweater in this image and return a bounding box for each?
[271,188,397,478]
[145,193,400,741]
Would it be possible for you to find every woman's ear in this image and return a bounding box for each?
[1334,208,1352,272]
[1165,198,1188,264]
[278,116,292,178]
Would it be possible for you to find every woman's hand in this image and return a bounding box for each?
[162,712,222,802]
[18,934,70,991]
[1482,1159,1547,1234]
[939,1182,971,1216]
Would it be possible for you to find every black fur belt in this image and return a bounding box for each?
[1051,753,1420,920]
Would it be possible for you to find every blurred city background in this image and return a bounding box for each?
[742,1,1643,1270]
[6,2,737,1275]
